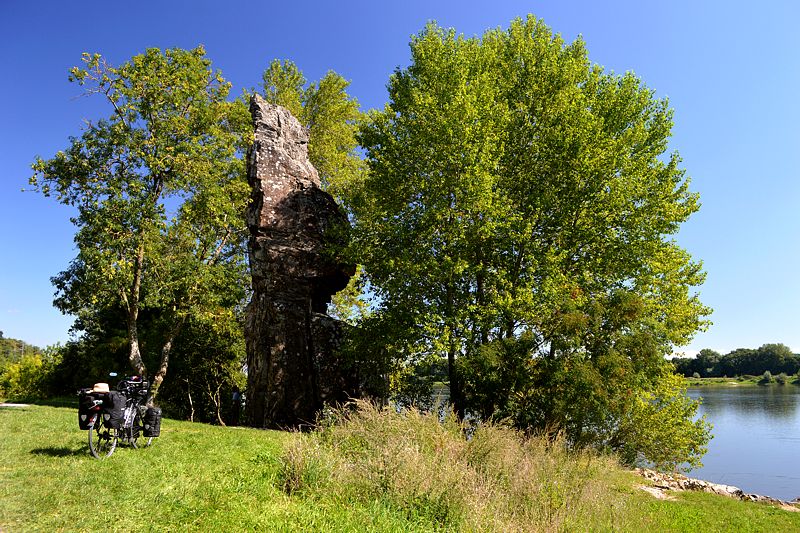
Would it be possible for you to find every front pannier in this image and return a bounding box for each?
[78,389,103,430]
[143,407,162,437]
[102,391,125,429]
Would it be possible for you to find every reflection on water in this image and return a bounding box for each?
[687,386,800,501]
[693,386,799,420]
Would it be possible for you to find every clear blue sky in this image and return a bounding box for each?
[1,0,798,356]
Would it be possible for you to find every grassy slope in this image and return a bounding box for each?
[1,403,798,532]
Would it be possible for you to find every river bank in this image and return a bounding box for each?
[635,468,799,512]
[684,376,800,387]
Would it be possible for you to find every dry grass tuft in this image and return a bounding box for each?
[274,400,626,531]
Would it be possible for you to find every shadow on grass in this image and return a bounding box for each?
[30,446,86,458]
[12,397,77,409]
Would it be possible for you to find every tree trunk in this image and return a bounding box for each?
[126,245,147,376]
[149,318,185,405]
[182,378,195,422]
[187,388,195,422]
[127,321,147,376]
[206,382,226,426]
[447,342,464,419]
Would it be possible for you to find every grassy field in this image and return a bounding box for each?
[2,401,799,532]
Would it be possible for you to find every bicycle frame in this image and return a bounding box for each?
[85,375,155,458]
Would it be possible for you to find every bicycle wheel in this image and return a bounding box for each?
[130,410,141,448]
[130,409,155,448]
[88,416,117,459]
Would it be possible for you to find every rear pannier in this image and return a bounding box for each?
[143,407,162,437]
[78,389,103,430]
[102,390,125,429]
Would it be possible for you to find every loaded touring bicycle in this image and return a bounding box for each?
[78,374,162,459]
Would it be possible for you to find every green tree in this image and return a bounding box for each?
[350,16,711,465]
[353,25,511,415]
[261,59,363,200]
[30,47,251,401]
[614,370,710,471]
[156,313,246,425]
[696,349,722,376]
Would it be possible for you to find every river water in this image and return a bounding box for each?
[686,385,800,501]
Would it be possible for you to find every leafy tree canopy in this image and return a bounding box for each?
[348,16,711,467]
[261,59,363,201]
[30,47,252,400]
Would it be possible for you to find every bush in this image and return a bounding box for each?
[776,372,788,385]
[692,372,701,379]
[614,370,711,471]
[459,338,710,471]
[759,371,774,384]
[0,353,55,400]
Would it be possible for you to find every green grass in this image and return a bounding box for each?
[684,376,765,386]
[2,402,799,532]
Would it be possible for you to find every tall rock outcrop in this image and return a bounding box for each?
[245,94,356,429]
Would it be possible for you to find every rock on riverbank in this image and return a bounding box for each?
[635,468,800,511]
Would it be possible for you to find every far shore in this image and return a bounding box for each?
[684,376,800,387]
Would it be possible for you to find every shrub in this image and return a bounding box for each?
[759,371,774,384]
[776,373,788,385]
[692,372,701,379]
[0,353,58,400]
[614,370,711,471]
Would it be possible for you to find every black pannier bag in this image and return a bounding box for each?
[78,389,103,430]
[143,406,162,437]
[102,391,125,429]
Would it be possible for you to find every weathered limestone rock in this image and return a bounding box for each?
[245,94,356,429]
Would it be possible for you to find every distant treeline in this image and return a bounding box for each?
[673,343,800,377]
[0,331,42,367]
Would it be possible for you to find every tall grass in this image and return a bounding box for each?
[273,401,626,531]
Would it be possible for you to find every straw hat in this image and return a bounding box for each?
[92,383,110,394]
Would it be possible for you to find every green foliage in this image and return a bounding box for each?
[0,336,42,368]
[30,47,251,398]
[459,334,711,470]
[348,15,710,463]
[389,353,448,411]
[157,313,247,425]
[261,58,363,199]
[328,265,371,325]
[0,355,45,399]
[675,344,800,378]
[0,345,62,400]
[759,370,775,384]
[614,370,710,471]
[261,59,305,117]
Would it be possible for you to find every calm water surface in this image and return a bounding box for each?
[687,386,800,501]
